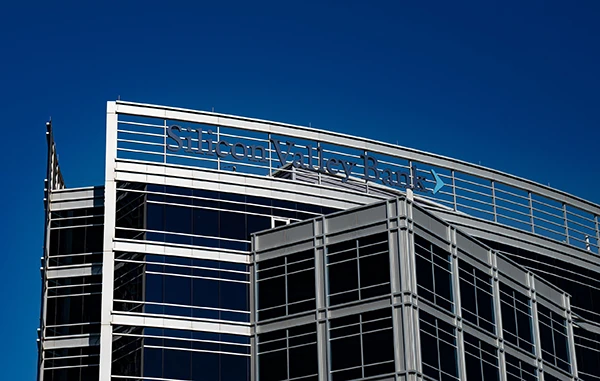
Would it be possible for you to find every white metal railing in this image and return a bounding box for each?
[110,101,600,257]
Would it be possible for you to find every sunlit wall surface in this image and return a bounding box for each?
[253,199,575,381]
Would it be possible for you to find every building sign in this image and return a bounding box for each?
[167,125,445,194]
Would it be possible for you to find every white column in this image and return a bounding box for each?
[98,101,118,381]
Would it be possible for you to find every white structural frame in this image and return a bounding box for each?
[93,100,600,381]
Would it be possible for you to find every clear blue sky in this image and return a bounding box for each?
[1,1,599,379]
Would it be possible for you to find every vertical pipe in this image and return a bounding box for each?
[596,216,600,254]
[529,192,535,234]
[492,181,498,223]
[452,170,458,212]
[563,203,570,245]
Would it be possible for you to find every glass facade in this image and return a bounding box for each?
[109,183,340,380]
[482,238,600,378]
[253,198,578,381]
[111,325,251,380]
[40,200,104,381]
[38,102,600,381]
[115,182,337,252]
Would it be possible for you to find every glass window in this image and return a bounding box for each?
[505,353,538,381]
[114,325,250,381]
[112,254,250,322]
[258,324,318,381]
[257,251,315,321]
[574,325,600,380]
[481,239,600,323]
[459,259,495,333]
[463,333,499,381]
[326,233,390,307]
[112,333,142,377]
[415,235,454,312]
[500,283,534,354]
[329,309,394,381]
[419,310,459,381]
[115,183,341,251]
[220,211,247,240]
[45,293,101,337]
[538,304,570,373]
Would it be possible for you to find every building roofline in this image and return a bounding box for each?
[113,100,600,214]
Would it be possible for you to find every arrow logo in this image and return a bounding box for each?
[431,169,445,194]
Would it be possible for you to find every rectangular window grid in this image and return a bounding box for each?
[463,333,500,381]
[537,304,571,373]
[256,250,316,321]
[326,232,391,307]
[500,282,535,354]
[458,259,496,334]
[419,310,459,381]
[113,253,250,322]
[112,325,250,380]
[505,353,538,381]
[329,308,395,381]
[257,324,318,381]
[415,234,454,312]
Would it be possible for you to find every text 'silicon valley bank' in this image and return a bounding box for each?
[38,101,600,381]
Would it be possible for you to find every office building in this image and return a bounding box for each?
[38,101,600,381]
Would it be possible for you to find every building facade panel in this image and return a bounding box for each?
[253,198,579,381]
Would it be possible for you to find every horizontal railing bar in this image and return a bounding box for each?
[495,204,532,219]
[495,195,532,211]
[565,210,598,225]
[453,176,493,191]
[532,215,568,230]
[495,212,532,227]
[118,120,165,129]
[454,194,494,208]
[533,224,567,239]
[566,224,596,238]
[493,186,531,202]
[456,203,495,218]
[117,148,162,156]
[117,139,164,147]
[531,198,564,213]
[117,129,165,138]
[454,186,494,200]
[531,206,565,222]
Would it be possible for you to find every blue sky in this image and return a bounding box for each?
[1,1,599,379]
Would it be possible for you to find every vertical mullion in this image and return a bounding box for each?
[217,125,221,171]
[595,212,600,254]
[284,257,288,315]
[564,294,578,378]
[530,275,543,377]
[512,290,519,348]
[550,310,557,367]
[492,181,498,223]
[473,271,480,327]
[355,240,360,301]
[436,320,443,380]
[451,227,465,381]
[529,192,535,233]
[430,244,437,305]
[286,329,290,380]
[491,251,507,381]
[267,133,272,176]
[359,314,365,378]
[563,203,570,245]
[163,119,167,164]
[452,170,458,212]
